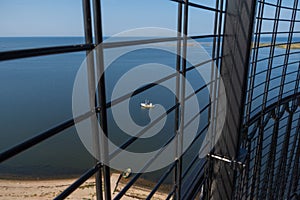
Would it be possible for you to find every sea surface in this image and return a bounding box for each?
[0,36,298,180]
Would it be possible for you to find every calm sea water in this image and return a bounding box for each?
[0,37,211,179]
[0,36,298,179]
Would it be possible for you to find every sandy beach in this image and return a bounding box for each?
[0,174,169,200]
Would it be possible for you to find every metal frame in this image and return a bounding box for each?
[0,0,226,199]
[1,0,299,199]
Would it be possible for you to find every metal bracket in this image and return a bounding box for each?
[207,148,247,171]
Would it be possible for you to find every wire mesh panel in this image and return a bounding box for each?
[235,0,300,199]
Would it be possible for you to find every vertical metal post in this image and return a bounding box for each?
[82,0,104,200]
[209,0,257,199]
[275,111,293,197]
[83,0,93,45]
[247,3,265,197]
[287,117,300,198]
[174,1,182,199]
[92,0,111,199]
[176,0,188,199]
[246,0,265,122]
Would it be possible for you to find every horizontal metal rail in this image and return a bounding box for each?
[170,0,225,13]
[0,35,222,62]
[254,31,300,35]
[102,34,222,49]
[0,110,94,163]
[0,44,94,61]
[258,0,300,11]
[249,60,300,77]
[250,51,300,65]
[248,92,300,119]
[256,17,300,22]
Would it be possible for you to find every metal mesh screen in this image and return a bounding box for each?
[236,0,300,199]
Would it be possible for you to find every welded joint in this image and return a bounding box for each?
[95,107,101,112]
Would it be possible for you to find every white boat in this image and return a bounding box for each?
[140,100,155,108]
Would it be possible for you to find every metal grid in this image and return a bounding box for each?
[3,0,299,199]
[0,0,226,199]
[236,0,300,199]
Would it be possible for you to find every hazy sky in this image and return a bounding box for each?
[0,0,299,37]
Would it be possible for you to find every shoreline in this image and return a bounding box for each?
[0,173,170,200]
[252,42,300,49]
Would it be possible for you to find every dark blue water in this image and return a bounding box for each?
[0,37,91,178]
[0,37,211,179]
[0,36,298,179]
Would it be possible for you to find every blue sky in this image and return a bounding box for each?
[0,0,217,37]
[0,0,299,37]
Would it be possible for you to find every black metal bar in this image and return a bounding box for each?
[92,0,111,199]
[182,123,210,158]
[109,103,179,160]
[246,0,265,123]
[258,0,300,11]
[101,34,221,49]
[0,34,221,61]
[245,93,300,126]
[190,34,224,39]
[287,117,300,198]
[182,160,206,199]
[275,112,293,197]
[113,131,178,200]
[0,110,93,163]
[82,0,104,199]
[216,0,224,69]
[186,58,215,73]
[0,44,94,61]
[83,0,93,45]
[107,73,177,108]
[181,153,206,180]
[176,0,189,198]
[166,188,176,200]
[254,31,300,35]
[170,0,224,13]
[174,1,183,199]
[276,0,298,110]
[292,62,300,109]
[106,57,219,110]
[291,136,300,196]
[108,87,210,161]
[249,59,300,80]
[252,1,282,195]
[251,51,300,65]
[102,37,179,49]
[146,163,176,200]
[54,163,102,200]
[256,17,300,22]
